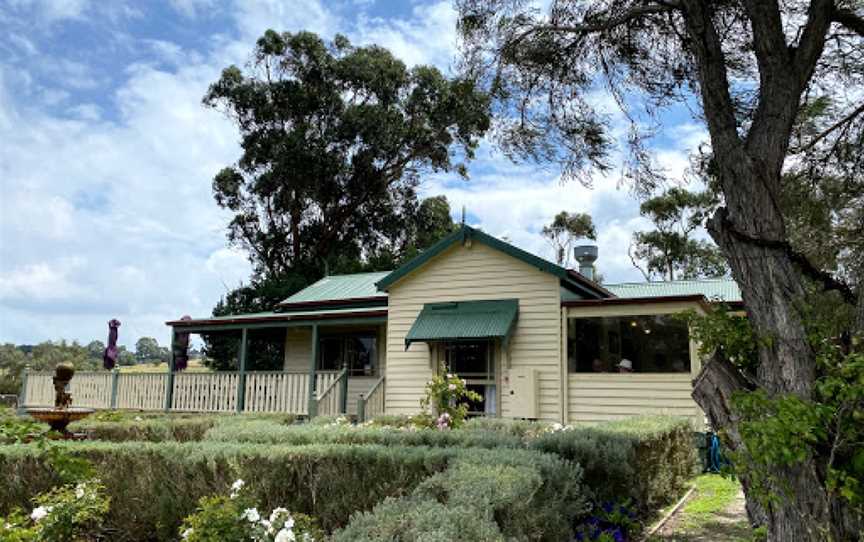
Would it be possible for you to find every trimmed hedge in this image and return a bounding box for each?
[204,419,526,449]
[332,497,505,541]
[531,416,698,513]
[413,449,586,541]
[68,417,217,442]
[0,442,452,540]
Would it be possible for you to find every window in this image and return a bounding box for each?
[317,333,377,376]
[445,341,496,415]
[567,314,690,373]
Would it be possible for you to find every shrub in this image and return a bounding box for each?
[0,442,452,540]
[69,417,217,442]
[414,449,587,541]
[179,479,323,542]
[0,478,110,541]
[531,416,698,514]
[420,373,482,429]
[204,419,525,449]
[331,497,504,542]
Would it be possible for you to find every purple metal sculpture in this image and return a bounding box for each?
[173,315,192,371]
[103,319,121,370]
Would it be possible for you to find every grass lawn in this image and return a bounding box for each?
[649,474,758,541]
[119,357,211,373]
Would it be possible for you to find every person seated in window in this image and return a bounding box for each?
[617,358,633,373]
[591,358,607,372]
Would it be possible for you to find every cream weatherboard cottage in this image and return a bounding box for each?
[21,225,741,425]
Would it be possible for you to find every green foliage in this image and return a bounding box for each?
[69,416,217,442]
[204,418,524,449]
[541,211,597,266]
[332,496,504,542]
[135,336,170,364]
[0,341,104,394]
[684,308,761,372]
[420,372,483,428]
[630,188,728,281]
[0,479,109,542]
[0,442,452,540]
[179,480,322,542]
[531,416,698,514]
[414,449,586,541]
[204,30,489,279]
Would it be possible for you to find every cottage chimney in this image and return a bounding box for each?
[573,245,598,281]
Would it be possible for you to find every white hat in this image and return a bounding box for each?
[618,359,633,370]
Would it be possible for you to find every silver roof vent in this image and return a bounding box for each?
[573,245,598,281]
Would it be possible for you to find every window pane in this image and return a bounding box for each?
[345,335,376,376]
[567,315,690,373]
[318,338,342,371]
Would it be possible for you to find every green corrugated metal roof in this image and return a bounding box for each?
[280,271,391,306]
[603,279,741,303]
[167,306,387,326]
[405,299,519,349]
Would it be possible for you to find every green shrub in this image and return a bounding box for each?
[0,442,451,540]
[204,419,525,449]
[0,479,109,542]
[531,416,697,514]
[179,479,323,542]
[414,449,586,541]
[331,497,504,542]
[69,417,216,442]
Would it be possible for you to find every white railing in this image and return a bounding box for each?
[244,371,309,414]
[22,373,54,407]
[315,368,348,417]
[172,372,239,412]
[19,369,317,415]
[116,373,169,410]
[357,376,385,422]
[70,372,113,408]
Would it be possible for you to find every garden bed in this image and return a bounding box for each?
[1,412,698,541]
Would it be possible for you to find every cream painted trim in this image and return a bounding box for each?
[565,300,708,318]
[560,306,568,424]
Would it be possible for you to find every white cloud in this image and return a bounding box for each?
[0,0,710,349]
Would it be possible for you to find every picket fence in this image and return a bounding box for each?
[20,369,349,416]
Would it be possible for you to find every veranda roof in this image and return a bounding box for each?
[604,278,742,303]
[404,299,519,350]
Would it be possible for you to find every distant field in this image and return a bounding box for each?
[120,358,211,373]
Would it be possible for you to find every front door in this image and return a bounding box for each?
[444,341,497,416]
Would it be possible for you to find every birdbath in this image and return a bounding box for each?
[26,363,94,439]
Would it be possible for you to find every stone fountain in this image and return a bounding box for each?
[26,363,94,439]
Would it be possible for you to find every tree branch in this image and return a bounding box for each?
[792,101,864,153]
[679,1,742,158]
[505,3,677,48]
[832,7,864,37]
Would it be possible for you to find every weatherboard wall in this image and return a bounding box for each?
[384,241,563,421]
[283,324,387,415]
[564,301,706,426]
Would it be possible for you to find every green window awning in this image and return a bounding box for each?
[404,299,519,350]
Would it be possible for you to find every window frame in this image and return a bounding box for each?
[316,331,379,377]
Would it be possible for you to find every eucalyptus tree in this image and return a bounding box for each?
[630,188,727,280]
[541,211,596,266]
[205,30,490,278]
[457,1,864,538]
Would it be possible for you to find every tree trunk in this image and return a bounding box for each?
[697,163,857,539]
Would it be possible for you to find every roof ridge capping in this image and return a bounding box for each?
[375,225,612,299]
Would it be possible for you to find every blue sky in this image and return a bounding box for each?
[0,0,707,347]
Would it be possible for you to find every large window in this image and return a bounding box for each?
[567,314,690,373]
[318,333,377,376]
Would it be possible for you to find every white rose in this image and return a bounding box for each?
[274,528,296,542]
[269,507,289,523]
[181,528,194,539]
[242,508,261,523]
[30,506,52,522]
